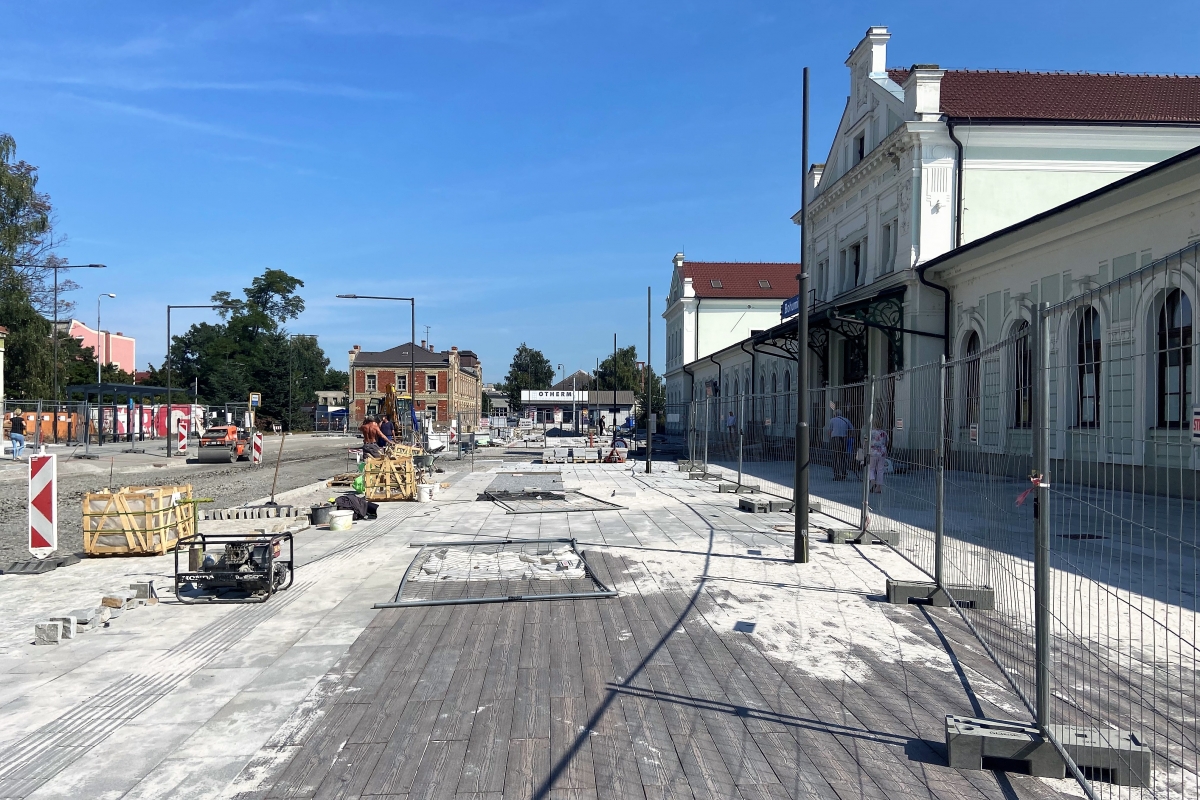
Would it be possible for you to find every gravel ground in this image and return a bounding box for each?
[0,436,364,564]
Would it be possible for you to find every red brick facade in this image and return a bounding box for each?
[347,344,481,429]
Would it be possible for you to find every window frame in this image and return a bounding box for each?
[427,373,439,393]
[1157,289,1193,429]
[1011,320,1032,429]
[963,332,981,428]
[1076,308,1101,429]
[366,373,377,392]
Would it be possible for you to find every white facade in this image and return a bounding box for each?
[663,253,797,410]
[797,26,1200,384]
[925,147,1200,471]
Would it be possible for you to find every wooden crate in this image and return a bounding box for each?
[362,447,417,501]
[82,485,195,556]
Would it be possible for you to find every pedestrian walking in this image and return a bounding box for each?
[826,407,852,480]
[725,410,737,438]
[598,416,605,436]
[8,409,25,461]
[868,420,889,493]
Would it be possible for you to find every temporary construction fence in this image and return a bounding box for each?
[684,250,1200,796]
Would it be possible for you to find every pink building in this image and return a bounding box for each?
[64,320,136,375]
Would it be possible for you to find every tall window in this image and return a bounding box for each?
[1158,289,1193,428]
[1077,309,1101,427]
[427,374,439,393]
[783,371,791,423]
[397,374,407,392]
[850,243,862,287]
[771,373,778,422]
[964,332,981,426]
[1012,321,1032,429]
[881,222,897,273]
[366,373,377,392]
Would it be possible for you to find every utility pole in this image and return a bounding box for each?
[794,66,811,564]
[646,286,653,473]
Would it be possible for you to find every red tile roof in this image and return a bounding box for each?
[680,261,800,298]
[887,69,1200,122]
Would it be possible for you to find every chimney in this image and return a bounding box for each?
[428,343,434,352]
[451,346,458,352]
[420,339,426,349]
[673,252,685,270]
[903,65,945,122]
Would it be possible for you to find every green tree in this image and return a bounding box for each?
[595,345,641,393]
[0,133,58,399]
[323,368,348,392]
[501,343,554,412]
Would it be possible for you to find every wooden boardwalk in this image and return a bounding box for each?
[239,550,1071,800]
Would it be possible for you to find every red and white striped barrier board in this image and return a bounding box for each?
[177,418,190,454]
[251,431,264,464]
[29,454,57,558]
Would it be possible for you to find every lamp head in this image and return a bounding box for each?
[103,293,116,298]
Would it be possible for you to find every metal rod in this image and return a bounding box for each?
[268,430,286,504]
[737,393,744,487]
[703,396,710,472]
[373,591,620,609]
[646,285,653,474]
[860,375,874,535]
[794,65,810,563]
[935,354,946,588]
[1032,302,1051,730]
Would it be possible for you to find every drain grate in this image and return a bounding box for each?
[373,538,617,608]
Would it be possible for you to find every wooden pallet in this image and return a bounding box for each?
[361,447,417,501]
[82,485,195,556]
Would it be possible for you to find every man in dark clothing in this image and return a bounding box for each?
[379,416,395,442]
[8,410,26,460]
[826,409,853,480]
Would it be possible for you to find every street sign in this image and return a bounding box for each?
[781,294,800,319]
[1193,407,1200,444]
[252,431,264,464]
[249,392,262,407]
[29,454,56,558]
[177,417,190,454]
[969,423,979,444]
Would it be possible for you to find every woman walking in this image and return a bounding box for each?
[868,419,888,493]
[8,409,26,461]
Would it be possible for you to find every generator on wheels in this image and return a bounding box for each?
[175,532,294,603]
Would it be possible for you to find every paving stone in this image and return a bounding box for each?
[48,615,78,639]
[34,621,62,645]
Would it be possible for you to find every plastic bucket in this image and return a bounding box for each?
[417,484,435,503]
[328,510,354,531]
[310,504,333,526]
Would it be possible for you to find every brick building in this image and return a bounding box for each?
[348,341,482,430]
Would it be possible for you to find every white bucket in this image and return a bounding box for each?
[328,509,354,531]
[417,484,435,503]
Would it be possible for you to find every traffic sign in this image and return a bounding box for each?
[249,392,262,407]
[29,454,57,558]
[177,417,190,454]
[252,431,264,464]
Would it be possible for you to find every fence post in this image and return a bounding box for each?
[703,397,710,473]
[860,376,875,534]
[737,395,744,487]
[1032,302,1051,731]
[935,355,946,588]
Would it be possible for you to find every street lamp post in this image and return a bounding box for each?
[166,304,235,457]
[336,295,416,444]
[97,293,116,387]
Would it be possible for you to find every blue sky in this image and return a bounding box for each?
[2,1,1194,384]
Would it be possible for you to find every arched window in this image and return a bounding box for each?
[1158,289,1193,428]
[1077,308,1101,427]
[1013,320,1032,429]
[783,371,791,423]
[744,377,750,395]
[964,332,981,426]
[759,375,765,394]
[771,373,778,422]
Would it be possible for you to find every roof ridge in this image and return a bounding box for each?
[682,260,801,265]
[891,66,1200,79]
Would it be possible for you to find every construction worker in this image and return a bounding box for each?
[8,410,26,461]
[379,415,395,443]
[360,415,389,458]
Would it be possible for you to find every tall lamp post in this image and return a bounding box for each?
[336,295,415,443]
[794,66,811,564]
[96,293,116,386]
[8,263,106,402]
[166,304,235,457]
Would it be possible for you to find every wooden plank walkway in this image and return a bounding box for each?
[237,548,1072,800]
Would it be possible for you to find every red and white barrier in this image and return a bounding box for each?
[177,418,190,454]
[29,454,57,558]
[251,431,264,464]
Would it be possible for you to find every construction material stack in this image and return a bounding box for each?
[82,485,196,556]
[362,443,419,501]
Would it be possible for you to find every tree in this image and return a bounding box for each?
[501,343,554,412]
[595,345,642,393]
[0,132,64,399]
